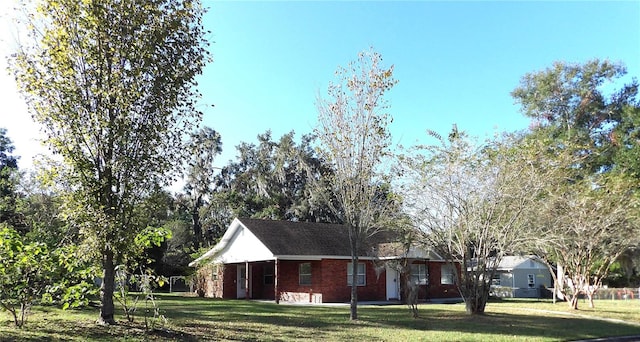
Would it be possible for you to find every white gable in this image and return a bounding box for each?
[189,218,274,266]
[216,222,274,263]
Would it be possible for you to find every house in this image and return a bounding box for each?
[189,218,461,304]
[490,255,552,298]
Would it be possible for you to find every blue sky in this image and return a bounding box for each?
[199,1,639,165]
[1,1,639,170]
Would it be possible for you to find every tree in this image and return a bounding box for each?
[399,129,548,314]
[184,127,222,249]
[0,128,21,229]
[0,224,54,328]
[12,0,209,324]
[18,171,71,248]
[214,130,339,225]
[315,48,398,320]
[525,140,640,309]
[511,59,638,173]
[512,60,640,308]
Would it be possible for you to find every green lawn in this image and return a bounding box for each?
[2,295,640,341]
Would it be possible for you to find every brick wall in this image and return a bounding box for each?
[426,261,460,299]
[203,259,460,302]
[274,259,386,303]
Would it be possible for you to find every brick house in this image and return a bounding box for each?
[189,218,460,303]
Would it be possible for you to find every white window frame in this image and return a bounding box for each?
[410,263,428,285]
[527,274,535,288]
[299,263,311,285]
[347,262,366,286]
[441,264,455,285]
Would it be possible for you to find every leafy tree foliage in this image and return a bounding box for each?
[0,128,21,229]
[524,138,640,309]
[12,0,209,324]
[214,130,340,226]
[511,59,639,173]
[315,48,398,320]
[18,171,73,248]
[512,60,640,309]
[184,127,222,249]
[0,224,54,328]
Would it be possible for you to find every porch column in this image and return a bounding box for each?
[245,261,250,300]
[274,258,279,304]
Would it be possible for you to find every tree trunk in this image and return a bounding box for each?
[465,293,487,314]
[463,278,488,314]
[192,197,202,250]
[569,293,579,310]
[98,248,117,325]
[587,292,595,308]
[350,235,358,320]
[555,264,565,301]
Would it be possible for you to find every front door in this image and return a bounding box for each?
[237,265,246,298]
[386,266,400,300]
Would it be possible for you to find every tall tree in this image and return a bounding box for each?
[512,60,640,308]
[184,127,222,249]
[12,0,209,324]
[315,48,398,320]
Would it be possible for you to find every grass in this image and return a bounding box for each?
[1,295,640,341]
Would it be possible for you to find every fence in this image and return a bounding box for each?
[168,276,189,293]
[589,287,638,300]
[491,286,639,300]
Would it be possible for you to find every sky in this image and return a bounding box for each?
[1,1,639,171]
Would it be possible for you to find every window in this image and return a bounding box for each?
[299,263,311,285]
[211,265,219,280]
[441,264,455,285]
[491,273,501,286]
[527,274,535,288]
[410,263,428,285]
[347,262,366,286]
[264,264,274,285]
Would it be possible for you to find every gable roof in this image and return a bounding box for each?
[189,217,403,266]
[497,256,546,271]
[238,217,387,256]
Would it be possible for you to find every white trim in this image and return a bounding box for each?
[275,255,380,261]
[189,218,245,267]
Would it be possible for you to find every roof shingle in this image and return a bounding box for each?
[238,218,391,257]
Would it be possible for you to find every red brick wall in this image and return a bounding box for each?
[272,259,386,303]
[427,261,460,299]
[276,260,321,301]
[207,259,460,301]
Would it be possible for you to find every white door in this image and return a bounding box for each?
[386,266,400,300]
[237,265,246,298]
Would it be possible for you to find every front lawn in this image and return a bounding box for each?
[1,295,640,341]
